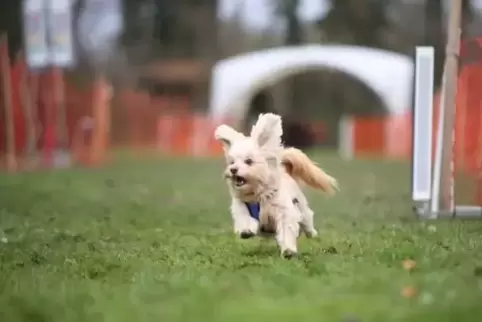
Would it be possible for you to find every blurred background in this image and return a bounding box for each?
[0,0,481,170]
[3,3,482,320]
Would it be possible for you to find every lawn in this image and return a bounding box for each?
[1,151,482,322]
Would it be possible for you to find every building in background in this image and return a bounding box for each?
[109,0,219,147]
[133,0,218,112]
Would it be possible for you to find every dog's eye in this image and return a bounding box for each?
[229,160,234,165]
[244,158,254,166]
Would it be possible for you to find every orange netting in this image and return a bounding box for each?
[431,38,482,205]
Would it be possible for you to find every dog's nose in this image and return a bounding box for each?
[230,168,238,175]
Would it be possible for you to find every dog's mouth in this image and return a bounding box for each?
[232,175,246,187]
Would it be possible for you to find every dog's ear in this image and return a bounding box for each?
[250,113,283,150]
[214,124,243,150]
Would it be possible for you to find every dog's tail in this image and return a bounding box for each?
[281,147,338,195]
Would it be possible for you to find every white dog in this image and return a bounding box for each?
[214,113,338,258]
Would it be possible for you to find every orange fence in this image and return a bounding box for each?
[2,33,482,204]
[346,40,482,164]
[342,38,482,205]
[345,38,482,167]
[341,113,411,160]
[0,43,111,171]
[157,114,227,156]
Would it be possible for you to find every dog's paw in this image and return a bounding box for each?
[305,229,319,238]
[239,231,256,239]
[259,224,276,235]
[281,249,298,259]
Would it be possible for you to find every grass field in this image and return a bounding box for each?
[1,151,482,322]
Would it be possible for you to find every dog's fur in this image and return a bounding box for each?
[214,113,338,258]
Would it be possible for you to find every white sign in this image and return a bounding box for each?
[46,0,75,67]
[79,0,123,68]
[23,0,49,68]
[23,0,75,69]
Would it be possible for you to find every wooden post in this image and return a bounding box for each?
[476,66,482,205]
[439,0,463,211]
[52,66,71,168]
[1,33,16,172]
[90,75,111,166]
[41,70,56,168]
[18,51,39,169]
[53,67,68,151]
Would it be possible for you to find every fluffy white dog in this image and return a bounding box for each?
[214,113,338,258]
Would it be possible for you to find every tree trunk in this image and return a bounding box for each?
[424,0,445,89]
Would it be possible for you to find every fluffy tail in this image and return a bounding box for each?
[281,148,338,195]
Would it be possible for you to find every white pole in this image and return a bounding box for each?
[412,47,435,207]
[338,115,353,160]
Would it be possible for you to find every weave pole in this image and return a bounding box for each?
[412,1,482,219]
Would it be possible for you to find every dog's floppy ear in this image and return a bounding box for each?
[250,113,283,150]
[214,124,243,150]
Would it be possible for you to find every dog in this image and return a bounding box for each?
[214,113,338,258]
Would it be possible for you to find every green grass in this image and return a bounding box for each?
[1,151,482,322]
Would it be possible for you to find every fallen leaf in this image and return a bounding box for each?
[401,286,417,298]
[402,259,416,271]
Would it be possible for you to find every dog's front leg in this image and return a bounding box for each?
[275,206,300,259]
[230,199,259,239]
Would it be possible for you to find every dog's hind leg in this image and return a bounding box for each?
[299,207,318,238]
[295,194,319,238]
[230,199,259,239]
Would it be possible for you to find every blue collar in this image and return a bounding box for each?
[245,198,298,222]
[245,202,260,221]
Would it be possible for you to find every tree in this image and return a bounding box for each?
[272,0,304,117]
[317,0,390,49]
[275,0,302,45]
[0,1,22,59]
[425,0,474,88]
[424,0,445,88]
